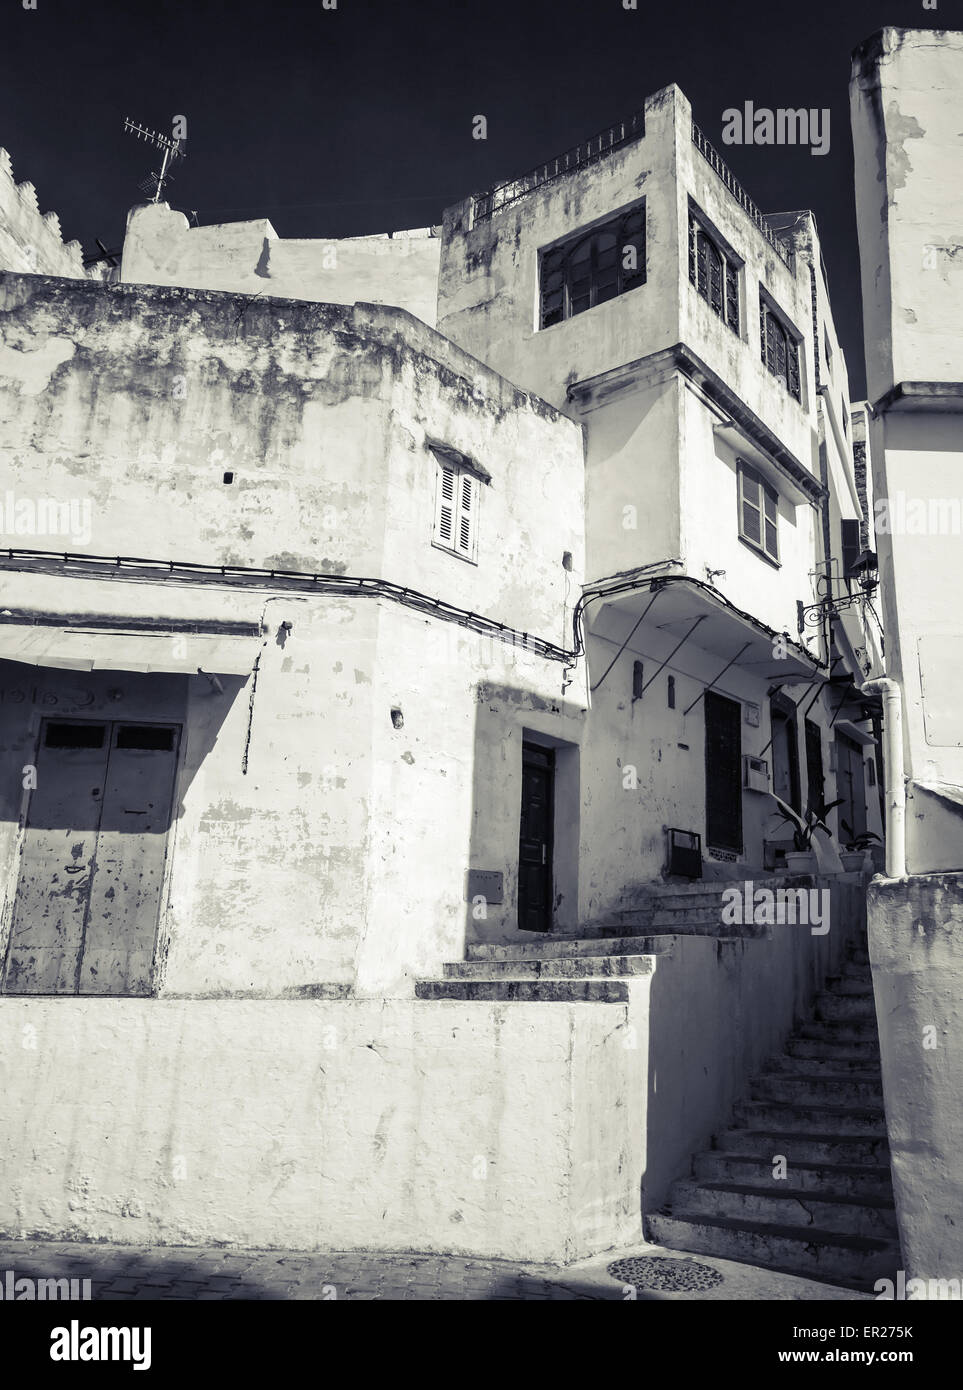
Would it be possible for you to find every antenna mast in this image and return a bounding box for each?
[122,117,186,203]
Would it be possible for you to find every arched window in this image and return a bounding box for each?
[539,205,646,327]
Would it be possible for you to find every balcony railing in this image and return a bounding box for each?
[471,112,646,224]
[691,122,795,272]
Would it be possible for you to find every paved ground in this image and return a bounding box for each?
[0,1238,868,1300]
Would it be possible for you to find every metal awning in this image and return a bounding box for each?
[0,624,263,674]
[595,575,822,679]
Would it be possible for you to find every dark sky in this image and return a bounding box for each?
[0,0,949,397]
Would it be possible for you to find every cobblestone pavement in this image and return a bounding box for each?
[0,1239,866,1301]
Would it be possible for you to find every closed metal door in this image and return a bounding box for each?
[3,719,180,996]
[518,742,554,932]
[704,691,743,853]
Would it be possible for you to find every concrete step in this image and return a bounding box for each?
[645,1210,899,1290]
[786,1036,881,1062]
[796,1017,880,1043]
[602,911,766,938]
[825,976,875,998]
[667,1178,897,1239]
[750,1073,883,1108]
[713,1128,890,1165]
[815,992,878,1022]
[766,1053,882,1078]
[466,935,677,962]
[733,1099,887,1137]
[414,978,630,1003]
[442,955,655,980]
[693,1152,895,1201]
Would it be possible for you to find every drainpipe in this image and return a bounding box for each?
[860,677,905,878]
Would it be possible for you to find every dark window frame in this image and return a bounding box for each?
[688,210,740,335]
[760,295,802,402]
[539,203,646,328]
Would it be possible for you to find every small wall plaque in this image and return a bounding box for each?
[467,870,504,904]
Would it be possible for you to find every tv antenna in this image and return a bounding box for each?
[122,117,186,203]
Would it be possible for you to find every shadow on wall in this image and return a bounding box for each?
[465,674,584,949]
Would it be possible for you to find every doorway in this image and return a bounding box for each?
[518,741,554,932]
[704,690,743,853]
[835,732,867,842]
[3,718,181,996]
[770,693,801,812]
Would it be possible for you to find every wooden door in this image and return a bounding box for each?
[704,691,743,853]
[81,723,180,995]
[518,743,554,932]
[836,733,867,841]
[3,719,179,996]
[3,720,108,994]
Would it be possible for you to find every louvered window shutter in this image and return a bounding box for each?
[435,462,456,547]
[456,472,475,556]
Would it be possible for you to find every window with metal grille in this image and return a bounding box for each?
[759,297,801,401]
[688,211,740,333]
[539,204,645,328]
[738,460,779,563]
[433,458,478,562]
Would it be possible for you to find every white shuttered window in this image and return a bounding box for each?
[434,459,478,561]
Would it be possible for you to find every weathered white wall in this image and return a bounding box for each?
[0,148,92,280]
[0,272,585,994]
[868,874,963,1278]
[121,203,441,327]
[0,996,643,1262]
[851,28,963,402]
[0,879,859,1257]
[851,30,963,871]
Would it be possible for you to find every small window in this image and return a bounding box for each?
[433,458,478,562]
[823,327,833,375]
[539,204,645,328]
[45,721,106,749]
[738,461,779,563]
[689,211,740,334]
[841,401,849,440]
[760,297,801,401]
[632,660,644,701]
[115,725,176,751]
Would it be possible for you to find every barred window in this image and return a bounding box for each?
[688,212,740,334]
[540,205,645,328]
[760,297,801,401]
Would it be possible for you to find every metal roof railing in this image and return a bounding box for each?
[691,121,795,272]
[471,111,646,224]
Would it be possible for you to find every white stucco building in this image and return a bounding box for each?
[0,80,892,1275]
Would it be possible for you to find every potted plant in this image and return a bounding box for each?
[839,823,882,874]
[768,795,844,874]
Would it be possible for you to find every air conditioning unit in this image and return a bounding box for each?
[743,755,771,793]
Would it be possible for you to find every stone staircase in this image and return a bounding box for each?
[646,937,901,1291]
[414,881,748,1003]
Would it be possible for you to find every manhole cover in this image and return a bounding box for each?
[607,1256,724,1291]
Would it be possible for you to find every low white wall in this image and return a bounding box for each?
[0,997,644,1263]
[868,873,963,1278]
